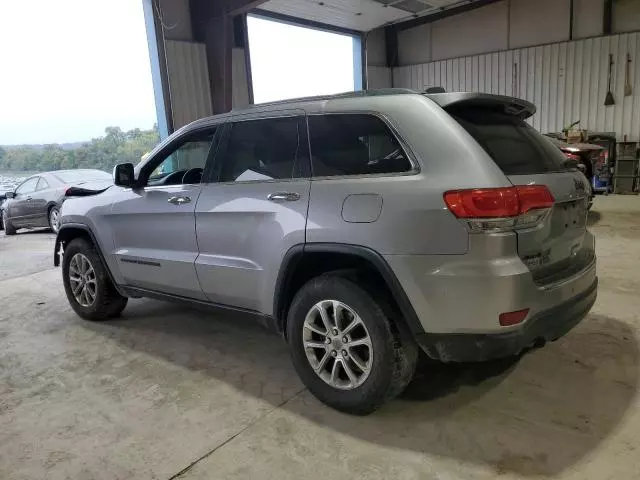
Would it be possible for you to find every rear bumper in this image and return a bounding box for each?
[415,277,597,362]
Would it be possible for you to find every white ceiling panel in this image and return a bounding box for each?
[260,0,406,31]
[259,0,466,31]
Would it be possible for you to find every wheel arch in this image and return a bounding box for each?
[46,201,61,215]
[54,223,125,296]
[273,243,425,339]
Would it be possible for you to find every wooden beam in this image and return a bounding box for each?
[190,0,263,114]
[204,15,233,114]
[603,0,613,35]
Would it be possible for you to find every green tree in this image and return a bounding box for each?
[0,126,160,173]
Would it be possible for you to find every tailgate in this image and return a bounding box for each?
[507,171,592,284]
[447,102,594,285]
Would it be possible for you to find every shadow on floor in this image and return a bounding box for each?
[84,303,638,477]
[587,209,602,226]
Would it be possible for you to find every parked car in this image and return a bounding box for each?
[2,169,112,235]
[54,90,597,414]
[0,189,11,230]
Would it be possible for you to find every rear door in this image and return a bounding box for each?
[450,107,593,284]
[109,127,218,299]
[31,177,52,226]
[194,113,311,313]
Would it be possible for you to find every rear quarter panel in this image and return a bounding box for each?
[306,95,510,255]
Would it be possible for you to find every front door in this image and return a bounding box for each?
[109,127,218,299]
[195,114,311,314]
[7,177,39,226]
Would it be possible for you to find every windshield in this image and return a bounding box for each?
[449,108,568,175]
[53,170,112,183]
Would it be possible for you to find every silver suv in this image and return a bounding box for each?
[55,90,597,414]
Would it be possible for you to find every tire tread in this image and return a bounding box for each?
[287,274,417,415]
[62,238,127,321]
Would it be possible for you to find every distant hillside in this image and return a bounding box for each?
[0,126,160,172]
[1,142,85,151]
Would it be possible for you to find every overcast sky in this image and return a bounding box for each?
[0,2,355,145]
[247,15,355,103]
[0,0,156,145]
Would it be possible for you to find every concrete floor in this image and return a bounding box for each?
[1,196,639,480]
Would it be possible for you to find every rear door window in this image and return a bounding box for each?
[308,114,412,177]
[449,108,567,175]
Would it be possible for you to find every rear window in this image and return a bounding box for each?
[450,108,567,175]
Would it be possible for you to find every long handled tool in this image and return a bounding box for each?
[625,53,632,96]
[605,54,615,106]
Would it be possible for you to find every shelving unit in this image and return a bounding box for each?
[613,142,639,194]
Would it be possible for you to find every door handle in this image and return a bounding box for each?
[267,192,300,202]
[26,197,32,201]
[168,196,191,205]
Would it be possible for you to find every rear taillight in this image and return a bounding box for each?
[444,186,554,232]
[564,152,581,163]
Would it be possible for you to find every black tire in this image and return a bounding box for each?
[62,237,128,320]
[48,206,60,233]
[3,211,16,236]
[287,275,418,415]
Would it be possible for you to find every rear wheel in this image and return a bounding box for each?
[48,206,61,233]
[62,238,128,320]
[3,211,16,236]
[287,275,417,415]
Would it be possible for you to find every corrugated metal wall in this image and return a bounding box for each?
[165,42,251,129]
[367,66,392,89]
[165,40,213,129]
[393,32,640,141]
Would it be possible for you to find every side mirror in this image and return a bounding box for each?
[113,163,136,188]
[5,192,15,199]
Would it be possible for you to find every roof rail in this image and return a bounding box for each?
[236,88,420,110]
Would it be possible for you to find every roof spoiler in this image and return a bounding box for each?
[426,92,536,119]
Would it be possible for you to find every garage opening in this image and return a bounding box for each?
[247,14,360,103]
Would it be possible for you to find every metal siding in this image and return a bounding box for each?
[368,66,393,89]
[165,40,213,130]
[392,32,640,141]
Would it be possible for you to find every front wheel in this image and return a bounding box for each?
[3,211,16,236]
[62,238,128,320]
[287,275,418,415]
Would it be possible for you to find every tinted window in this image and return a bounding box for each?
[37,178,50,190]
[53,170,111,183]
[449,108,567,175]
[308,114,412,177]
[15,177,39,194]
[147,129,216,186]
[219,117,306,182]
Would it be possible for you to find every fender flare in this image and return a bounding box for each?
[273,243,425,336]
[54,223,125,296]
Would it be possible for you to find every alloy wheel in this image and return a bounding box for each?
[69,253,97,307]
[302,300,373,390]
[50,208,60,233]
